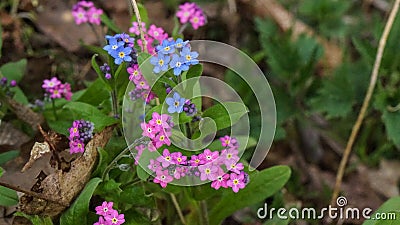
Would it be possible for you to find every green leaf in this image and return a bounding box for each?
[60,178,102,225]
[120,186,153,206]
[100,14,121,33]
[362,196,400,225]
[138,52,152,65]
[137,166,150,181]
[209,166,291,225]
[92,54,113,91]
[186,64,203,80]
[14,212,53,225]
[92,148,110,178]
[381,110,400,148]
[0,167,3,177]
[0,185,18,206]
[0,59,27,82]
[202,102,249,130]
[309,65,355,118]
[77,78,111,107]
[12,87,29,104]
[0,150,19,166]
[63,101,118,132]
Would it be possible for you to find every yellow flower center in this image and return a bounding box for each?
[186,55,192,61]
[233,179,239,185]
[159,59,164,66]
[119,52,125,58]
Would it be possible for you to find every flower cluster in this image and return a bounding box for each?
[94,201,125,225]
[183,99,197,116]
[140,112,174,152]
[127,64,157,103]
[103,33,137,65]
[150,39,199,76]
[129,22,169,54]
[68,120,94,154]
[145,135,249,192]
[0,77,17,96]
[42,77,72,100]
[72,1,103,25]
[176,2,207,30]
[100,63,111,80]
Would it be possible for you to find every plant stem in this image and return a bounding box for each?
[130,0,148,53]
[101,136,146,180]
[88,23,102,45]
[51,99,57,120]
[199,200,209,225]
[178,23,188,35]
[331,0,400,205]
[0,181,69,207]
[170,193,187,225]
[111,90,118,119]
[120,178,141,188]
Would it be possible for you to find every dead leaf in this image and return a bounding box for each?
[17,126,114,217]
[363,159,400,198]
[21,142,50,172]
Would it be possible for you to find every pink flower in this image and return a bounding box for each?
[127,64,142,81]
[69,140,85,154]
[157,149,173,168]
[50,88,62,99]
[93,216,108,225]
[72,7,88,25]
[134,144,145,165]
[95,201,116,217]
[198,164,218,181]
[42,77,61,90]
[69,126,80,139]
[171,152,187,165]
[87,7,103,25]
[227,173,246,193]
[227,162,244,174]
[190,11,206,30]
[200,149,219,163]
[176,3,196,24]
[105,210,125,225]
[140,122,156,138]
[60,83,72,100]
[154,133,171,148]
[211,172,229,190]
[148,159,161,172]
[220,148,239,163]
[153,169,173,188]
[129,22,147,35]
[148,25,168,42]
[189,154,204,166]
[149,112,171,130]
[77,1,94,8]
[133,77,149,90]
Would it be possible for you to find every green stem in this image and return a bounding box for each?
[199,200,209,225]
[111,90,118,118]
[120,178,141,189]
[51,99,57,120]
[170,193,186,225]
[101,136,146,180]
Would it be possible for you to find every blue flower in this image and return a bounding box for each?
[166,92,186,114]
[150,54,170,73]
[169,54,189,76]
[156,40,176,55]
[103,37,124,55]
[119,33,135,47]
[181,47,199,65]
[112,46,133,65]
[174,38,189,49]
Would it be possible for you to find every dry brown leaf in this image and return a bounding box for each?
[17,126,114,217]
[21,142,50,173]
